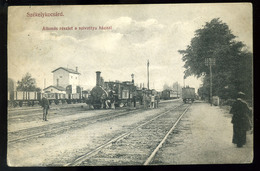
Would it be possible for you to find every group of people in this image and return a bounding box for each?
[142,93,160,109]
[100,90,116,109]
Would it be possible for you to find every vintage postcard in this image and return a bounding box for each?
[7,4,253,166]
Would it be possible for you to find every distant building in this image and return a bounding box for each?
[43,85,66,94]
[43,67,81,94]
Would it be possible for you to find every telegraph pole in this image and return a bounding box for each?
[147,60,150,90]
[205,58,215,106]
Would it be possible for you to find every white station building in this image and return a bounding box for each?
[43,67,81,94]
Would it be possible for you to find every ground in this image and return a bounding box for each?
[7,100,253,166]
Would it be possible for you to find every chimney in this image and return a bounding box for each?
[131,74,134,84]
[96,71,101,86]
[76,67,78,72]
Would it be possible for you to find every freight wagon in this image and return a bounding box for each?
[8,91,85,107]
[182,87,196,103]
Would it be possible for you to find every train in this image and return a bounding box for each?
[161,89,179,100]
[8,91,88,107]
[86,71,139,109]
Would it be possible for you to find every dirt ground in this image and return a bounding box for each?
[7,100,253,166]
[153,102,253,164]
[7,101,180,166]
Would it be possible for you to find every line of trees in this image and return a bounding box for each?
[9,72,41,92]
[163,82,182,94]
[179,18,253,101]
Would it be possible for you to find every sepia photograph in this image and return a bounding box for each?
[7,3,253,166]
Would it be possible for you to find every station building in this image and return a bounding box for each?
[43,67,81,94]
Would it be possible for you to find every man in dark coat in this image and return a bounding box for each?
[230,92,252,147]
[42,95,50,121]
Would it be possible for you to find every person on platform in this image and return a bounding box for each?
[155,94,160,108]
[230,92,252,148]
[41,94,50,121]
[143,92,148,109]
[150,94,155,109]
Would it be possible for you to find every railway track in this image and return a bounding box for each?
[9,104,172,144]
[65,103,190,166]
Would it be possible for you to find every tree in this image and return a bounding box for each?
[17,73,41,92]
[163,83,171,90]
[172,82,182,94]
[179,18,252,100]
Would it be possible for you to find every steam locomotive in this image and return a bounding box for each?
[86,71,138,109]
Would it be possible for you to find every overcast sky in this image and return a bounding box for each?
[8,4,252,91]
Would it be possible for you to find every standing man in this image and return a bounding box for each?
[42,94,50,121]
[155,94,160,108]
[143,92,147,109]
[230,92,252,148]
[150,94,155,109]
[133,91,137,108]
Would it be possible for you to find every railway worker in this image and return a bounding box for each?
[133,91,137,108]
[150,94,155,109]
[146,94,151,109]
[143,92,148,109]
[155,94,160,108]
[100,93,107,109]
[230,92,252,148]
[109,90,116,109]
[41,94,50,121]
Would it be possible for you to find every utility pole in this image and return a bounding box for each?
[205,58,215,106]
[147,60,149,90]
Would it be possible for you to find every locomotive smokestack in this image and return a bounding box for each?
[96,71,101,86]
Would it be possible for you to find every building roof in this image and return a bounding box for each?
[52,67,80,75]
[43,85,66,91]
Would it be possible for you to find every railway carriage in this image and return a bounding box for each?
[8,91,84,107]
[161,89,179,100]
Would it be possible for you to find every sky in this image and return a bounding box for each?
[8,4,252,92]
